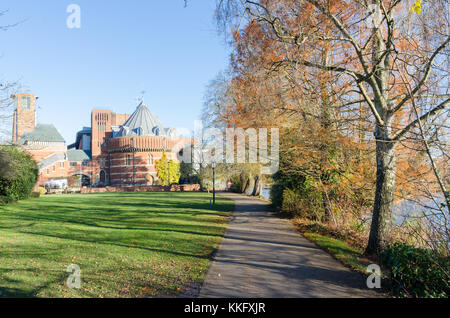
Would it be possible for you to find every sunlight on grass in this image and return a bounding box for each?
[292,218,375,275]
[302,232,371,273]
[0,192,234,298]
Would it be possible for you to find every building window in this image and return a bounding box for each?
[126,155,132,166]
[21,95,31,110]
[82,161,89,167]
[60,162,65,168]
[99,170,106,184]
[148,154,153,165]
[46,169,49,175]
[53,165,56,172]
[70,162,78,167]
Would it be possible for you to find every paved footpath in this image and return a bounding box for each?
[200,193,380,298]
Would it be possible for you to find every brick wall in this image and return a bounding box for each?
[12,93,36,143]
[91,110,112,157]
[80,184,201,193]
[38,159,101,185]
[91,110,130,157]
[22,144,67,162]
[108,150,176,185]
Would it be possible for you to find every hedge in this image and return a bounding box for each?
[0,146,38,203]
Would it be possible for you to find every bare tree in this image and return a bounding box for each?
[0,10,22,144]
[0,80,20,144]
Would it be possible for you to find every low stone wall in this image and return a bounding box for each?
[81,184,201,194]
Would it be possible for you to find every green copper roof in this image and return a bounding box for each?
[67,149,91,161]
[17,124,65,145]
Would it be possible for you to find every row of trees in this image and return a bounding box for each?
[202,0,449,255]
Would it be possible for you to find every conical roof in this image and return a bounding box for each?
[118,101,165,137]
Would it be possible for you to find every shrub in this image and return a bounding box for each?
[229,183,241,193]
[68,175,80,187]
[38,186,47,196]
[381,243,450,298]
[270,183,284,209]
[227,174,243,193]
[281,188,303,216]
[30,192,40,198]
[0,146,38,203]
[155,152,180,185]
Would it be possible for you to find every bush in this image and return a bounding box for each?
[281,188,303,216]
[381,243,450,298]
[0,146,38,203]
[270,183,284,209]
[38,186,47,196]
[229,183,241,193]
[30,192,40,198]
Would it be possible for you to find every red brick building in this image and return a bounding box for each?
[12,93,192,187]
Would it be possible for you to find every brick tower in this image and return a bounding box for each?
[12,93,36,143]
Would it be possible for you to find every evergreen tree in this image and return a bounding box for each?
[155,152,180,185]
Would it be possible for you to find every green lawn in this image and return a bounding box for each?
[0,192,234,298]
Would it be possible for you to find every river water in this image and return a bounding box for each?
[260,188,446,225]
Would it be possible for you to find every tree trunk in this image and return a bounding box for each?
[366,25,396,254]
[244,176,255,196]
[252,175,262,196]
[322,192,333,223]
[366,131,397,255]
[240,175,248,193]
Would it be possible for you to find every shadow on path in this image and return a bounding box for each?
[200,193,381,298]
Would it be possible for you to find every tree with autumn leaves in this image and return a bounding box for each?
[155,152,180,186]
[210,0,449,255]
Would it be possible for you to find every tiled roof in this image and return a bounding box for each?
[67,149,91,161]
[38,153,66,170]
[17,124,65,145]
[117,101,165,137]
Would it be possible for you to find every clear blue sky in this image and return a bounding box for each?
[0,0,229,143]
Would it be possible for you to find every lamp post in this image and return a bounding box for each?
[132,137,136,186]
[212,160,216,205]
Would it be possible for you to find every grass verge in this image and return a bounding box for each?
[292,218,378,274]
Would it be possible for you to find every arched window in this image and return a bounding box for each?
[148,154,153,165]
[99,170,106,184]
[146,174,155,186]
